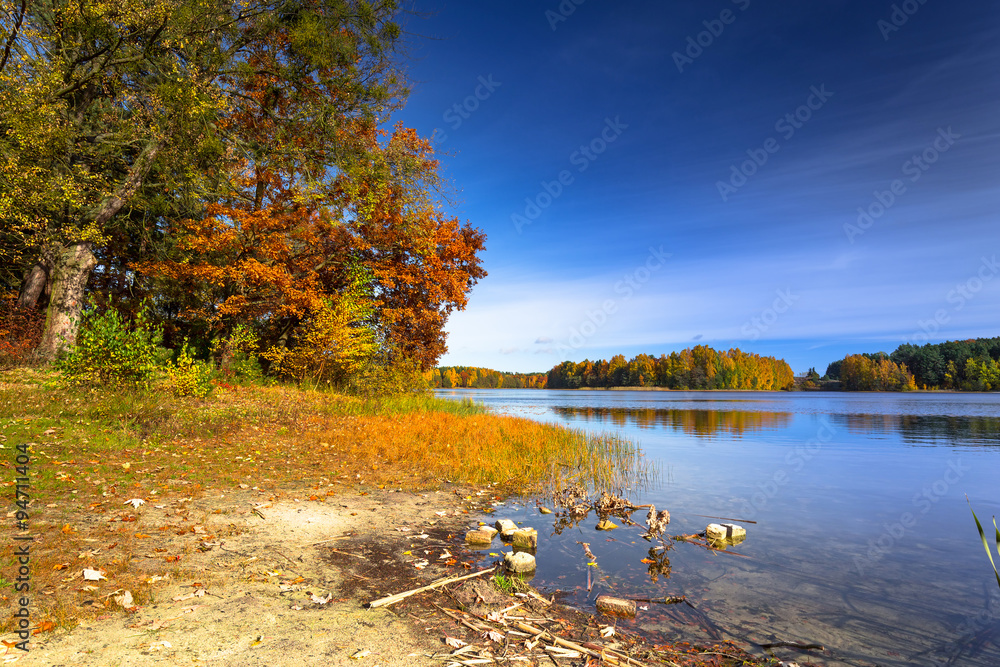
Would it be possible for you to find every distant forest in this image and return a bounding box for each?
[428,346,795,391]
[546,347,795,391]
[426,367,549,389]
[826,337,1000,391]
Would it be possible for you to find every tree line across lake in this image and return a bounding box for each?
[429,337,1000,392]
[826,337,1000,391]
[428,346,796,391]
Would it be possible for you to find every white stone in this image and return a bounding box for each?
[706,523,746,541]
[504,551,536,574]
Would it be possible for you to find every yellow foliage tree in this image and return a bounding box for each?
[263,294,375,386]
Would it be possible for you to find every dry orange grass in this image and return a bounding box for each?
[1,377,652,631]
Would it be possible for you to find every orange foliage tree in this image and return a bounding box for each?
[139,19,485,371]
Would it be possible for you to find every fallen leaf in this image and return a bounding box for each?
[61,524,73,534]
[53,563,69,571]
[599,625,615,638]
[310,593,332,605]
[124,498,145,508]
[32,621,55,635]
[483,629,505,643]
[82,569,106,581]
[149,640,171,651]
[445,636,467,648]
[114,591,136,610]
[350,648,371,659]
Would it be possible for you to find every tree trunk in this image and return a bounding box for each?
[17,248,54,309]
[36,242,97,360]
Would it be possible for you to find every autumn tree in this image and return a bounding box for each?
[2,0,406,358]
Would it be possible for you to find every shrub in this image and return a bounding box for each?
[0,293,45,368]
[211,324,265,385]
[168,342,215,398]
[346,354,428,397]
[264,296,376,386]
[56,303,163,388]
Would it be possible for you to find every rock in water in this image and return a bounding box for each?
[495,519,518,538]
[706,523,746,542]
[511,528,537,549]
[465,529,495,545]
[504,551,536,574]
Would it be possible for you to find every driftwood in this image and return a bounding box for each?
[674,534,752,558]
[687,513,758,524]
[628,595,686,605]
[367,567,495,608]
[299,535,349,548]
[595,595,636,618]
[759,640,825,651]
[513,620,648,667]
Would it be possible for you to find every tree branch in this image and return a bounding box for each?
[91,140,162,226]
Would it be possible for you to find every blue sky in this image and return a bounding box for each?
[395,1,1000,374]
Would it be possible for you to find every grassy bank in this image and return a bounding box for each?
[0,371,652,498]
[0,371,652,632]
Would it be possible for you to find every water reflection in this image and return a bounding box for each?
[444,390,1000,666]
[551,406,793,438]
[832,413,1000,447]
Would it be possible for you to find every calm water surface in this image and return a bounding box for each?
[434,389,1000,667]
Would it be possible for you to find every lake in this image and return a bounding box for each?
[434,388,1000,666]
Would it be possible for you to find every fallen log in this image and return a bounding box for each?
[595,595,636,618]
[367,567,495,608]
